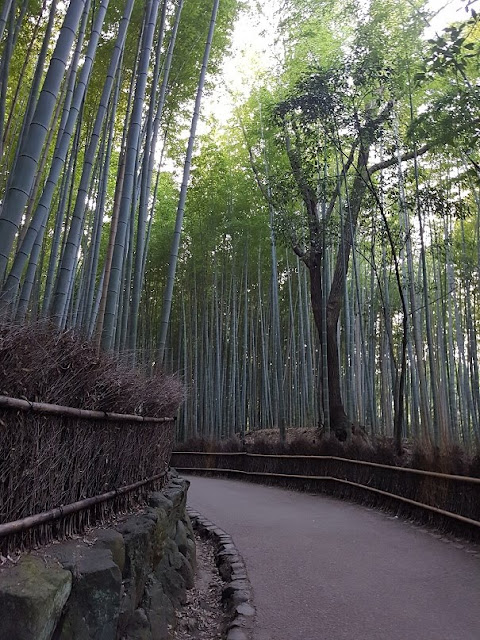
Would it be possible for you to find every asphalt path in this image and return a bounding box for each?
[183,474,480,640]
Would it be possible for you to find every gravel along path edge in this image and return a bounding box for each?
[187,507,256,640]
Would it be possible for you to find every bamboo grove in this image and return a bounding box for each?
[0,0,238,346]
[1,0,480,452]
[168,0,480,451]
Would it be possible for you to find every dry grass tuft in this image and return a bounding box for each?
[0,321,184,416]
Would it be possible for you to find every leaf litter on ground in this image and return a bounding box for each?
[174,532,226,639]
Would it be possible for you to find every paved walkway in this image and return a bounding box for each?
[183,474,480,640]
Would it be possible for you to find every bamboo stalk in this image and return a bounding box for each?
[0,471,166,536]
[0,395,175,423]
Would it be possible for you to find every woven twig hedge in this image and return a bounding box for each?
[0,322,183,416]
[0,409,175,552]
[0,323,183,553]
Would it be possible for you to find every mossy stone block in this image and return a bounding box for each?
[0,555,71,640]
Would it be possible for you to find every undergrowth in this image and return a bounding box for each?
[175,434,480,478]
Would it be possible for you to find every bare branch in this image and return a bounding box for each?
[369,117,480,174]
[368,143,432,174]
[324,140,359,222]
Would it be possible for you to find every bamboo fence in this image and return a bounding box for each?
[0,395,176,553]
[171,451,480,539]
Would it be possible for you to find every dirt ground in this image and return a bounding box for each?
[243,426,319,445]
[174,533,226,639]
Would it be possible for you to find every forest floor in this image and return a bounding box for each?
[174,532,226,640]
[242,427,425,467]
[243,426,318,445]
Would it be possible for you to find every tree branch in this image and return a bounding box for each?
[284,129,317,208]
[324,101,393,220]
[368,142,432,174]
[369,117,480,174]
[238,119,272,203]
[292,243,309,262]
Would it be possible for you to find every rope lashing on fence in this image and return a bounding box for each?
[0,394,177,423]
[171,451,480,485]
[173,466,480,530]
[0,471,167,538]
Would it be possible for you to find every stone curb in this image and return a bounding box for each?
[187,507,255,640]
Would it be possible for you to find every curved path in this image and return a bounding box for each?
[183,474,480,640]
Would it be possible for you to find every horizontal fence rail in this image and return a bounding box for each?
[175,467,480,530]
[0,471,167,537]
[171,451,480,537]
[0,394,176,423]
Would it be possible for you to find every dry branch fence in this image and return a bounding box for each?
[171,451,480,539]
[0,395,176,554]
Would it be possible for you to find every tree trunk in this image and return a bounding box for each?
[101,0,159,350]
[322,144,371,439]
[51,0,134,325]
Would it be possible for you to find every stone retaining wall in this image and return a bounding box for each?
[0,473,196,640]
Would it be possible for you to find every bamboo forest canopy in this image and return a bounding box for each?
[0,0,238,342]
[0,0,479,451]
